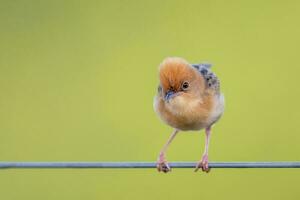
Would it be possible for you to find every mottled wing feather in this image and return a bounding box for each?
[192,63,220,93]
[191,63,212,69]
[157,85,162,94]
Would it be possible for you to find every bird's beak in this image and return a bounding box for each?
[165,90,176,102]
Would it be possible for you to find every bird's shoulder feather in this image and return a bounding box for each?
[192,63,220,93]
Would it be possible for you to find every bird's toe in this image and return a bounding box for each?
[201,162,210,173]
[195,155,210,173]
[157,161,171,173]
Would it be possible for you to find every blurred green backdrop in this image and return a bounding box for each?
[0,0,300,199]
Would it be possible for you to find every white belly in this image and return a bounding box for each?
[206,93,225,126]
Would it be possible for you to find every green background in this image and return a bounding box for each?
[0,0,300,199]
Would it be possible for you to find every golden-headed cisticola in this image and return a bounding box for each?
[154,57,224,173]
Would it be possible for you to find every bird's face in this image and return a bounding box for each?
[158,57,204,103]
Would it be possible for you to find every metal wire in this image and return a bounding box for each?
[0,162,300,169]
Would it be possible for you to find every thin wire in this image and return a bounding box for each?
[0,162,300,169]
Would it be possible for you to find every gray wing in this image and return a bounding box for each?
[192,63,220,92]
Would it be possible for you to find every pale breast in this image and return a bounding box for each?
[154,94,220,131]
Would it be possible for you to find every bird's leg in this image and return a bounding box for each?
[195,126,211,173]
[157,129,178,173]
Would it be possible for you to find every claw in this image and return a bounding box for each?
[156,155,171,173]
[157,161,171,173]
[195,154,210,173]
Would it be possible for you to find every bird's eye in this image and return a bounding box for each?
[181,81,189,90]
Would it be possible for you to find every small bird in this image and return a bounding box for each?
[153,57,224,173]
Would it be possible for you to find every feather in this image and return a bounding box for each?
[191,63,212,69]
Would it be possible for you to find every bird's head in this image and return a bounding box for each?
[158,57,205,103]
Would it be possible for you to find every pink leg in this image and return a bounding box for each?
[195,126,211,173]
[157,129,178,173]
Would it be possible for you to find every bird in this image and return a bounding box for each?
[153,57,224,173]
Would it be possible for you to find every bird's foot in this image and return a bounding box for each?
[156,155,171,173]
[195,154,210,173]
